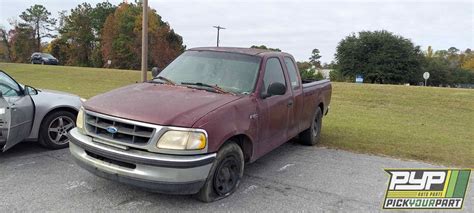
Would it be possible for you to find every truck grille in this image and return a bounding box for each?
[84,112,155,145]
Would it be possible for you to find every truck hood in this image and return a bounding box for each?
[83,83,242,127]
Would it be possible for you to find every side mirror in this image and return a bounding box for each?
[24,85,38,96]
[263,82,286,98]
[151,67,161,78]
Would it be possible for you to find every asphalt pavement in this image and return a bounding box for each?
[1,140,472,212]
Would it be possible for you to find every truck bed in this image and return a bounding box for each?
[299,79,332,132]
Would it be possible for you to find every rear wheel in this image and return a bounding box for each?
[299,107,323,146]
[38,111,76,149]
[196,141,244,202]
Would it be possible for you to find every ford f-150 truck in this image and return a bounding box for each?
[68,47,332,202]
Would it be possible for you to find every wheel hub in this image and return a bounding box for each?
[213,156,240,196]
[48,116,75,145]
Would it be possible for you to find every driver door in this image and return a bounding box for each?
[0,71,35,151]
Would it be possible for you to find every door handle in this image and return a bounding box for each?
[287,100,294,107]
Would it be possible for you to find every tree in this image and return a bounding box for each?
[56,2,117,67]
[250,45,281,52]
[296,61,323,80]
[322,61,336,69]
[59,3,95,66]
[89,2,117,67]
[461,49,474,71]
[9,24,36,62]
[101,2,184,69]
[0,26,12,61]
[90,2,117,37]
[19,4,56,51]
[309,48,322,68]
[447,47,459,55]
[335,30,423,84]
[47,38,69,65]
[426,46,434,58]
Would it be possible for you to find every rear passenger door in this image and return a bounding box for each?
[256,57,292,155]
[283,57,304,137]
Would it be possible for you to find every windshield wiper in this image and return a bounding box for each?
[152,76,175,85]
[181,82,230,94]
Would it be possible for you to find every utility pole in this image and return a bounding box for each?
[213,26,226,47]
[141,0,148,82]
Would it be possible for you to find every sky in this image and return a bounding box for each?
[0,0,473,62]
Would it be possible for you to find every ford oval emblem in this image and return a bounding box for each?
[106,126,118,134]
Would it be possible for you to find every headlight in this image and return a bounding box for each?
[76,107,84,132]
[157,131,207,150]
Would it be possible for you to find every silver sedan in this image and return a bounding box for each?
[0,70,82,151]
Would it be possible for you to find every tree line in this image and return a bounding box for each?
[0,4,472,86]
[332,30,474,86]
[0,2,185,69]
[253,30,474,86]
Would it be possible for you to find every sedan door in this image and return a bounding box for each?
[0,71,34,151]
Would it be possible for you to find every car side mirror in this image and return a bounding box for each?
[151,67,161,78]
[24,85,38,96]
[263,82,286,98]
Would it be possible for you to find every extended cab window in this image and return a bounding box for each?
[262,58,286,95]
[284,57,300,89]
[0,72,21,97]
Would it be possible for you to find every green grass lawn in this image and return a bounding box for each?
[1,62,473,167]
[0,62,148,98]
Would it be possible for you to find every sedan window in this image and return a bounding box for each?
[0,72,21,97]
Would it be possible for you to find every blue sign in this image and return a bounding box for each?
[356,74,363,83]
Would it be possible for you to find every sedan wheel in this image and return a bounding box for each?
[48,116,74,145]
[39,111,77,149]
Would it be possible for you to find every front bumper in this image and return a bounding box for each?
[68,128,215,194]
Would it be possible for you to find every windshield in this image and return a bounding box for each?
[41,53,55,59]
[156,51,261,94]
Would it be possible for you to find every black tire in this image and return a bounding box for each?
[38,111,76,149]
[299,107,323,146]
[196,141,244,202]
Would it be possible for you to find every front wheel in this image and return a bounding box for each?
[196,141,244,202]
[38,111,76,149]
[299,107,323,145]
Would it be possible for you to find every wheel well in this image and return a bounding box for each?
[41,107,78,126]
[225,134,253,163]
[318,102,324,114]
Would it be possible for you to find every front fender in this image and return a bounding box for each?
[27,92,82,140]
[193,96,258,155]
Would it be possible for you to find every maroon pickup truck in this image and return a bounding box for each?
[68,47,331,202]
